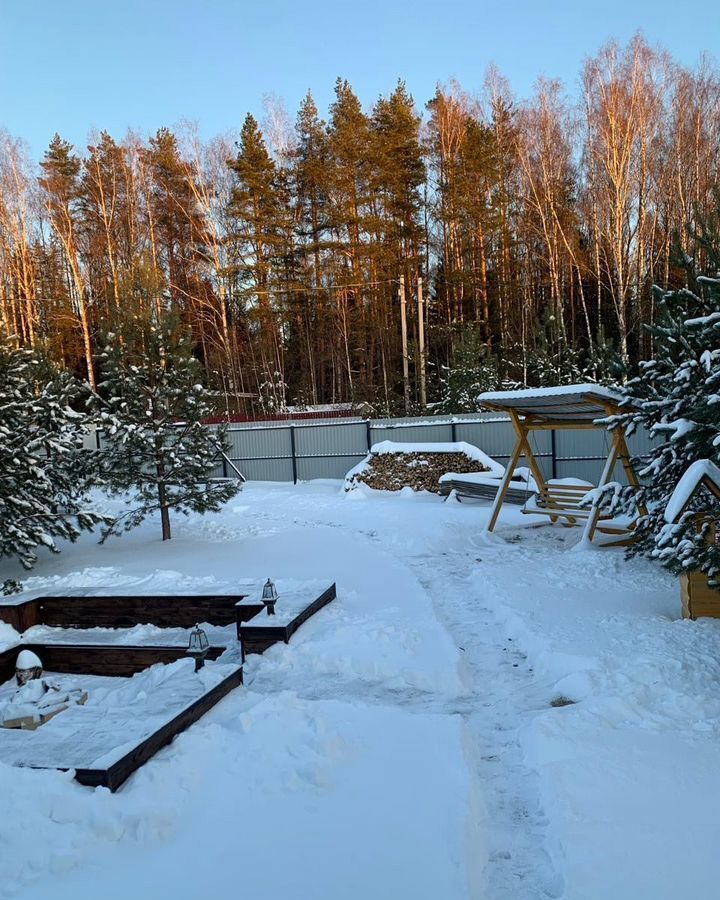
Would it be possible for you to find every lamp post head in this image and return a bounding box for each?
[261,578,278,615]
[187,624,210,671]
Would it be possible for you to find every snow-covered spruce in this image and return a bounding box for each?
[599,254,720,581]
[0,341,104,589]
[94,316,239,541]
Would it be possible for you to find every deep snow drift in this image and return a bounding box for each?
[0,481,716,900]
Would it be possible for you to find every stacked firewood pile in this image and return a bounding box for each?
[346,450,490,494]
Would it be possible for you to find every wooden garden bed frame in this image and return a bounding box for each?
[478,385,647,545]
[0,581,337,788]
[0,642,242,791]
[239,583,337,658]
[0,592,248,634]
[75,665,243,791]
[0,642,229,682]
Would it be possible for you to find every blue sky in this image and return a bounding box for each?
[1,0,718,158]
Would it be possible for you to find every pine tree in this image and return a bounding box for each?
[141,128,209,312]
[292,92,331,402]
[95,313,239,541]
[0,340,103,586]
[327,80,372,398]
[80,132,125,310]
[602,227,720,579]
[39,135,96,386]
[227,114,285,397]
[432,325,500,413]
[371,82,425,259]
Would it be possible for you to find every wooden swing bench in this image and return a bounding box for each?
[526,483,631,536]
[477,384,646,546]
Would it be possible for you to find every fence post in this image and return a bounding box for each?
[222,452,228,478]
[289,425,298,484]
[366,419,372,451]
[451,420,457,443]
[551,429,557,480]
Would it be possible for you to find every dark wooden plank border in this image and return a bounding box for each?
[37,594,248,629]
[240,583,336,658]
[235,602,264,637]
[0,642,229,681]
[0,644,20,683]
[0,599,42,633]
[74,664,244,791]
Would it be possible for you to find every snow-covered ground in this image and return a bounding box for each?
[0,481,717,899]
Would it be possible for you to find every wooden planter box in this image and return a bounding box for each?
[74,665,244,791]
[0,642,242,791]
[238,583,336,658]
[0,593,247,632]
[681,571,720,619]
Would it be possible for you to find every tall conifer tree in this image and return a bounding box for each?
[96,313,238,542]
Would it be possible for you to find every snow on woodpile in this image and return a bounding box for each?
[344,440,503,493]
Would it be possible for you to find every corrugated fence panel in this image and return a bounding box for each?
[226,426,292,461]
[223,426,294,482]
[200,414,664,485]
[237,457,295,482]
[453,419,510,455]
[294,422,369,458]
[554,459,605,483]
[372,415,452,426]
[296,455,366,481]
[293,421,369,481]
[555,428,607,461]
[556,428,622,483]
[370,423,453,444]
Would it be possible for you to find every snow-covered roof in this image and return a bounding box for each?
[477,383,627,426]
[664,459,720,523]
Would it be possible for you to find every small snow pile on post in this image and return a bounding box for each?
[344,441,503,494]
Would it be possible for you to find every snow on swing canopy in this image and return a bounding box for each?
[477,383,631,427]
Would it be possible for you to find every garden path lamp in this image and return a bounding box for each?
[15,649,43,686]
[187,624,210,672]
[262,578,278,616]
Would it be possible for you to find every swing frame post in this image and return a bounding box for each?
[580,430,621,544]
[478,385,643,546]
[485,411,552,534]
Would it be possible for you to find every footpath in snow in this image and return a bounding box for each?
[0,482,718,899]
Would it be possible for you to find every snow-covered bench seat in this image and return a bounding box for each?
[525,479,595,520]
[522,479,632,535]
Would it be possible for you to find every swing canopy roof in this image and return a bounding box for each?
[478,383,632,429]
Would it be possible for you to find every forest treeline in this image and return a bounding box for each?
[1,36,719,415]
